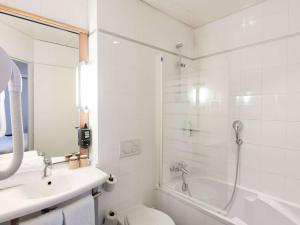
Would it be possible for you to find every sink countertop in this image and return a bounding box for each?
[0,166,108,223]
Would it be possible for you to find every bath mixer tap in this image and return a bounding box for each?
[170,162,190,175]
[42,155,52,178]
[170,162,191,196]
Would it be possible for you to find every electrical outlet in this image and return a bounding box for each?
[120,139,141,158]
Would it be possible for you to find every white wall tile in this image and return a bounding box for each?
[285,150,300,179]
[262,121,287,148]
[289,0,300,34]
[287,64,300,92]
[260,147,286,174]
[288,36,300,65]
[241,46,262,70]
[242,68,262,95]
[240,144,261,168]
[262,66,287,93]
[262,95,287,121]
[239,95,261,120]
[242,121,261,145]
[261,0,289,15]
[242,6,263,45]
[287,94,300,121]
[261,11,289,41]
[240,166,262,191]
[261,40,287,68]
[286,122,300,150]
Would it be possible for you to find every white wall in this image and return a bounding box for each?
[96,31,159,219]
[194,0,295,58]
[0,0,88,29]
[98,0,195,58]
[190,0,300,205]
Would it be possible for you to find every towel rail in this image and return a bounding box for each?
[93,191,103,199]
[11,219,18,225]
[9,188,103,225]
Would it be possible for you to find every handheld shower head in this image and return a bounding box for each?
[176,42,186,68]
[233,120,243,132]
[232,120,243,145]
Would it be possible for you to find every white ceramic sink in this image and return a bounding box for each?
[19,174,72,199]
[0,166,108,223]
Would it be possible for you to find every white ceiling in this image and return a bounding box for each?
[0,13,79,48]
[142,0,265,28]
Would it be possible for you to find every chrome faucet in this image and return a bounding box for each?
[170,162,190,175]
[170,161,191,195]
[42,155,52,178]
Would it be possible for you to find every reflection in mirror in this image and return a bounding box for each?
[0,91,6,137]
[0,60,28,154]
[0,12,80,157]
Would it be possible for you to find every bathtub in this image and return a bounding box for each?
[159,177,300,225]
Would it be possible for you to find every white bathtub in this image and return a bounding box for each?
[160,177,300,225]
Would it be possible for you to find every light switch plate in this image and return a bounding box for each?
[120,139,141,158]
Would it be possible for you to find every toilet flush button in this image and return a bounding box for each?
[120,139,141,158]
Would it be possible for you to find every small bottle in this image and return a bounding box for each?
[64,153,73,162]
[75,152,81,159]
[80,155,90,167]
[69,155,79,169]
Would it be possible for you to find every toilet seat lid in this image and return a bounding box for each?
[125,206,175,225]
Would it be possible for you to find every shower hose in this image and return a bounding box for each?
[223,139,242,211]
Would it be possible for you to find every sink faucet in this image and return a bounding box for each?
[42,155,52,179]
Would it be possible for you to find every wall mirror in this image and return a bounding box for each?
[0,8,87,158]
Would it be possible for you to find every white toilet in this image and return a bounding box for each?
[118,204,175,225]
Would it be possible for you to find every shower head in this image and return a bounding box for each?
[233,120,243,131]
[176,42,186,68]
[232,120,243,145]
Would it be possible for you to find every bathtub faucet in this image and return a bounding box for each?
[170,162,190,175]
[170,162,191,196]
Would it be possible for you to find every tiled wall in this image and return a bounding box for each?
[194,0,300,58]
[192,0,300,204]
[161,58,228,189]
[161,57,231,186]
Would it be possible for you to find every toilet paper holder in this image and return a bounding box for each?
[103,174,117,192]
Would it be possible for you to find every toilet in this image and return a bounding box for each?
[118,204,175,225]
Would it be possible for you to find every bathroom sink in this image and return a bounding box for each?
[19,175,72,199]
[0,167,108,223]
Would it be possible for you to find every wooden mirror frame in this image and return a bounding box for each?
[0,3,89,62]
